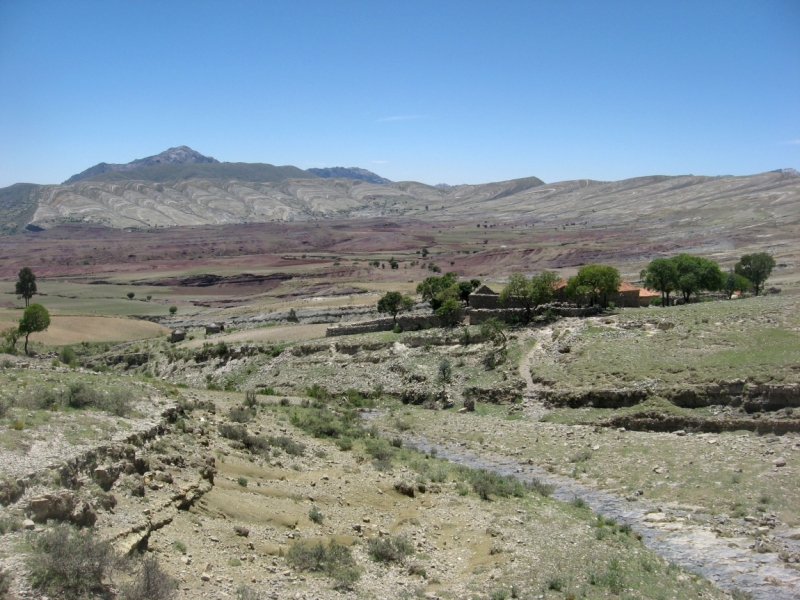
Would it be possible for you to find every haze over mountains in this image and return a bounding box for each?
[0,147,798,237]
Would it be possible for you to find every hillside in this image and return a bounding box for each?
[307,166,392,184]
[14,170,799,236]
[63,146,219,184]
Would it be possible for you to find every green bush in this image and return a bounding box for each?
[59,346,77,365]
[168,306,177,314]
[366,535,414,563]
[364,438,394,462]
[229,407,255,423]
[286,540,360,590]
[309,506,324,524]
[237,477,248,487]
[465,468,526,501]
[392,324,403,334]
[28,524,116,600]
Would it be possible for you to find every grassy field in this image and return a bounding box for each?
[530,294,800,390]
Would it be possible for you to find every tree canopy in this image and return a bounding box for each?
[735,253,776,296]
[641,258,679,306]
[416,272,459,311]
[18,303,50,354]
[671,254,724,302]
[499,271,558,322]
[723,270,751,300]
[565,264,621,307]
[15,267,37,307]
[377,291,414,323]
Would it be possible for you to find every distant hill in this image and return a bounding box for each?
[0,183,40,235]
[307,167,391,184]
[78,162,317,184]
[64,146,219,184]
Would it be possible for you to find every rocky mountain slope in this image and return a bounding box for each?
[307,166,392,184]
[63,146,220,184]
[15,170,800,235]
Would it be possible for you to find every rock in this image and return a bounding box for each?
[154,471,173,484]
[394,481,415,498]
[92,466,120,491]
[774,458,787,467]
[200,573,211,582]
[645,513,667,522]
[362,517,371,523]
[463,398,476,412]
[458,407,469,414]
[234,525,250,537]
[22,519,35,530]
[170,329,186,343]
[28,490,95,526]
[675,430,686,436]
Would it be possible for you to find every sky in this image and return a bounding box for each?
[0,0,798,188]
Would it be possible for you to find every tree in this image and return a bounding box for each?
[15,267,37,307]
[435,297,462,327]
[416,272,459,311]
[723,270,751,299]
[168,306,177,314]
[18,303,50,355]
[499,271,558,323]
[377,291,414,323]
[670,254,724,302]
[457,280,482,305]
[735,253,776,296]
[641,258,679,307]
[566,264,621,308]
[127,292,135,300]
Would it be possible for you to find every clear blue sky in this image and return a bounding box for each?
[1,0,798,188]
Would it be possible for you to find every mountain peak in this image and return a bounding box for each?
[63,146,218,184]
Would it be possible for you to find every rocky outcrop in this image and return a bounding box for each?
[27,490,97,527]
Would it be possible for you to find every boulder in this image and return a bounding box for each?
[170,329,186,343]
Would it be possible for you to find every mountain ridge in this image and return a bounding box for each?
[63,146,219,184]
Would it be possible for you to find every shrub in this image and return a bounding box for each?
[528,478,555,497]
[244,390,258,408]
[171,540,187,554]
[59,346,77,365]
[437,358,452,384]
[364,438,394,462]
[467,469,526,501]
[127,292,135,300]
[571,496,588,509]
[306,384,331,402]
[235,585,265,600]
[219,423,249,442]
[28,524,116,600]
[269,435,306,456]
[0,568,11,597]
[392,324,403,334]
[229,407,255,423]
[335,436,353,451]
[366,535,414,563]
[286,540,360,590]
[118,554,177,600]
[547,577,565,591]
[168,306,177,314]
[309,506,324,524]
[237,477,248,487]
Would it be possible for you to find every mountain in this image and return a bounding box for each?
[307,167,391,184]
[6,170,798,238]
[74,162,317,184]
[64,146,219,184]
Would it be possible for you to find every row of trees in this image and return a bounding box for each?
[641,252,775,305]
[376,273,482,324]
[376,251,776,327]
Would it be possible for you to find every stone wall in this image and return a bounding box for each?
[468,304,601,325]
[326,313,454,337]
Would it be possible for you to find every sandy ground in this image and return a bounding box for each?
[180,323,329,348]
[0,315,169,345]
